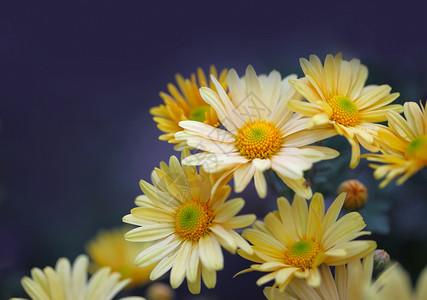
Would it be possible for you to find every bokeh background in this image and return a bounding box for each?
[1,0,427,299]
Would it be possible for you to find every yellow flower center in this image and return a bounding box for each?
[283,240,321,270]
[175,201,214,241]
[327,95,360,127]
[406,134,427,161]
[189,105,210,122]
[235,120,282,160]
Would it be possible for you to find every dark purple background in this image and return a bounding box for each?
[1,1,427,299]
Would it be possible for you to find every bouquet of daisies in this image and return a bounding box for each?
[13,54,427,300]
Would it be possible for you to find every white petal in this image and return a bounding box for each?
[178,121,235,142]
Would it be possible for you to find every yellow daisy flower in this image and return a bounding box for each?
[264,254,374,300]
[11,255,145,300]
[86,227,156,289]
[175,65,339,199]
[150,65,227,150]
[122,149,256,294]
[237,192,376,291]
[365,101,427,187]
[364,263,427,300]
[288,53,402,168]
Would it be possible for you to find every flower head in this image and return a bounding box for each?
[122,149,255,294]
[288,53,402,168]
[365,263,427,300]
[11,255,145,300]
[175,65,339,199]
[365,101,427,187]
[264,254,374,300]
[237,192,376,291]
[86,227,156,288]
[150,66,227,150]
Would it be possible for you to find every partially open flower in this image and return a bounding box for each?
[338,179,368,210]
[373,249,391,273]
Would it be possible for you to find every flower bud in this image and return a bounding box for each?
[146,282,174,300]
[337,179,368,210]
[373,249,391,273]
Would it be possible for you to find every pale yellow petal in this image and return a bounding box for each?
[199,234,224,270]
[292,195,309,237]
[170,242,193,289]
[322,193,346,232]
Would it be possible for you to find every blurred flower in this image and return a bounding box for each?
[11,255,145,300]
[364,263,427,300]
[373,249,391,274]
[337,179,368,210]
[365,101,427,187]
[288,53,402,168]
[150,66,227,150]
[175,65,338,199]
[264,254,374,300]
[86,227,156,289]
[122,148,256,294]
[146,282,174,300]
[237,192,376,291]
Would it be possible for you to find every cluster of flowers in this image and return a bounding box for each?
[12,54,427,300]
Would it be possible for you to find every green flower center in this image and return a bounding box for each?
[189,105,210,122]
[235,120,282,160]
[406,134,427,161]
[175,201,214,241]
[327,95,360,127]
[283,240,321,270]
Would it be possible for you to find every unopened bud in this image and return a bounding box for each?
[146,282,174,300]
[337,179,368,210]
[373,249,390,273]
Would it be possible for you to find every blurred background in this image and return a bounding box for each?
[1,0,427,299]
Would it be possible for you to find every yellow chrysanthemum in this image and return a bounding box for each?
[150,65,227,150]
[11,255,145,300]
[86,227,156,289]
[237,192,376,291]
[288,53,403,168]
[264,254,374,300]
[364,263,427,300]
[122,149,256,294]
[364,101,427,187]
[175,65,339,199]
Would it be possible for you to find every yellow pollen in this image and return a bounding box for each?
[235,120,282,160]
[327,95,360,127]
[406,134,427,161]
[283,240,321,270]
[175,201,214,241]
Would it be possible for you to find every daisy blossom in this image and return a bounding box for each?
[237,192,376,291]
[11,255,144,300]
[150,65,227,150]
[122,149,255,294]
[86,227,156,289]
[364,263,427,300]
[288,53,402,168]
[175,65,339,199]
[264,254,374,300]
[364,101,427,187]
